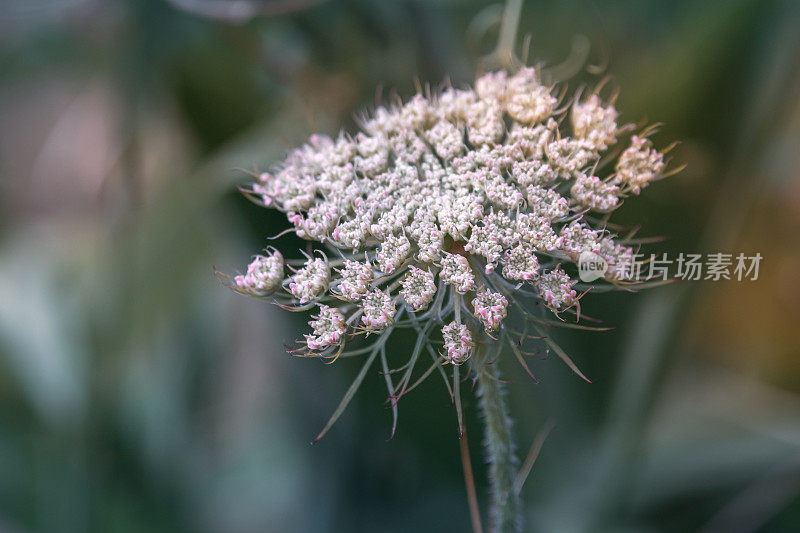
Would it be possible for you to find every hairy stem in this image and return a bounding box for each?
[476,351,521,532]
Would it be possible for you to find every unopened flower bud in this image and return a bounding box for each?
[288,257,330,303]
[400,266,437,311]
[305,306,347,351]
[361,289,396,331]
[442,321,474,364]
[235,251,284,296]
[472,289,508,331]
[615,135,665,194]
[440,253,476,294]
[336,260,373,301]
[538,268,578,312]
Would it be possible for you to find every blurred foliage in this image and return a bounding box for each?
[0,0,799,531]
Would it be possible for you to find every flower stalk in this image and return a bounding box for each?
[475,346,521,532]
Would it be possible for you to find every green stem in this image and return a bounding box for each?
[476,352,521,532]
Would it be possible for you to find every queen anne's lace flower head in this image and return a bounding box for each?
[228,66,675,394]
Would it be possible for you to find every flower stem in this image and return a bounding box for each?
[476,351,521,532]
[459,426,484,533]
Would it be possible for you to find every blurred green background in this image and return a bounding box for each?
[1,0,799,531]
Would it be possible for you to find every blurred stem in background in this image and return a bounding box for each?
[484,0,522,71]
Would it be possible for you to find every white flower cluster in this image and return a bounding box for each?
[288,257,330,303]
[335,259,373,301]
[234,250,284,296]
[360,289,396,331]
[472,290,508,332]
[234,68,672,362]
[440,252,477,294]
[400,266,437,311]
[305,306,347,351]
[442,321,474,364]
[538,268,578,313]
[616,135,666,194]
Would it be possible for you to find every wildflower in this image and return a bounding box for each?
[228,65,677,533]
[472,290,509,331]
[231,66,674,358]
[538,268,578,312]
[615,135,666,194]
[234,251,284,296]
[335,260,373,301]
[360,289,396,331]
[572,94,618,150]
[400,266,437,311]
[305,306,347,351]
[228,66,675,444]
[442,321,474,364]
[288,257,329,303]
[440,252,476,294]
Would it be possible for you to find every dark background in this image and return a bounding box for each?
[1,0,799,531]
